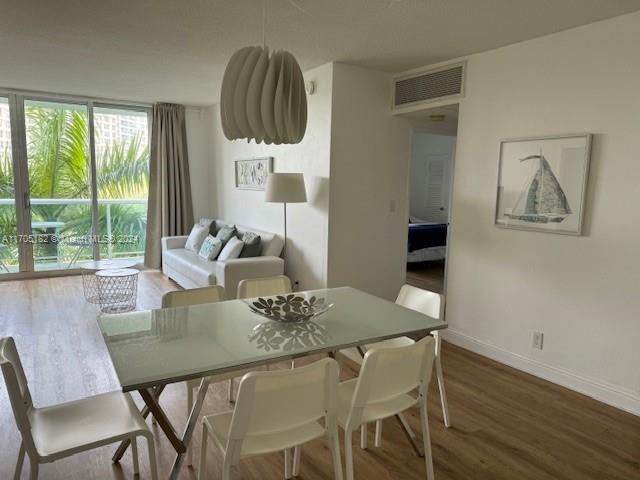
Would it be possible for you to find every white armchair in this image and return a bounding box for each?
[161,221,285,298]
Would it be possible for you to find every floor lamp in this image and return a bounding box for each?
[265,173,307,256]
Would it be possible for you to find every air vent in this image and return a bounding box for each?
[392,62,465,112]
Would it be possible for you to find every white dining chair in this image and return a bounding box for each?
[237,275,298,371]
[161,285,257,466]
[0,336,158,480]
[236,275,293,300]
[337,336,436,480]
[161,285,226,308]
[198,357,343,480]
[341,284,450,433]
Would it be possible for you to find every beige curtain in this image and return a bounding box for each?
[144,103,194,269]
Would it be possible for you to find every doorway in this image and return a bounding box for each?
[402,104,459,294]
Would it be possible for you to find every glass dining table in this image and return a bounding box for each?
[98,286,447,479]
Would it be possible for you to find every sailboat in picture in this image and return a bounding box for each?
[505,152,572,223]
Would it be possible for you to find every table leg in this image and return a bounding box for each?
[169,376,211,480]
[139,388,185,453]
[113,384,166,463]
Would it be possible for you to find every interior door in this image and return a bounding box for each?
[424,154,448,223]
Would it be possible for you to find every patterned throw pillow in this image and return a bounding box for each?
[215,224,237,246]
[185,224,209,253]
[198,235,223,261]
[240,231,261,258]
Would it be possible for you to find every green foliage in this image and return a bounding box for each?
[0,105,149,261]
[0,149,14,199]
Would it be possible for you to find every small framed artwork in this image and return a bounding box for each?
[235,157,273,190]
[495,133,592,235]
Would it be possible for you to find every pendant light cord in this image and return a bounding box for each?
[262,0,267,48]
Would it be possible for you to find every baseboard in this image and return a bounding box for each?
[443,329,640,416]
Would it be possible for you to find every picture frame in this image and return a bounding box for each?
[494,133,592,235]
[234,157,273,191]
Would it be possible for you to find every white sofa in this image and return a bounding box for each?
[161,220,284,298]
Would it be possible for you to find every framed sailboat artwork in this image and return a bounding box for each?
[495,133,592,235]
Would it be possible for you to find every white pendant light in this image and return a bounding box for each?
[220,46,307,145]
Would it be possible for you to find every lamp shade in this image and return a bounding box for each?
[264,173,307,203]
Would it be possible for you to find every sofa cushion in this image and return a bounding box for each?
[216,224,237,246]
[218,236,244,261]
[185,224,209,253]
[239,231,261,258]
[198,235,223,261]
[163,248,217,285]
[198,218,217,236]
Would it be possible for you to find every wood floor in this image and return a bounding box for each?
[0,272,639,480]
[406,260,445,294]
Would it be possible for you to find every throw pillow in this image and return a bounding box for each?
[215,224,237,246]
[240,231,261,258]
[198,218,217,236]
[217,236,244,261]
[185,224,209,253]
[198,235,223,261]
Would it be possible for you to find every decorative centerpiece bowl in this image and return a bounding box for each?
[246,293,333,323]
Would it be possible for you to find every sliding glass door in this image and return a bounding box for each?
[24,100,92,271]
[0,93,150,277]
[0,97,17,273]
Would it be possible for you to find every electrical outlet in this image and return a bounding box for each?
[532,332,544,350]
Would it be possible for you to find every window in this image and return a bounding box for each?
[0,92,150,275]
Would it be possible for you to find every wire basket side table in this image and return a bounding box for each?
[80,260,137,304]
[95,268,139,314]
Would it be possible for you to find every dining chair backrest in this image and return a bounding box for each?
[0,337,36,454]
[161,285,226,308]
[226,358,339,462]
[237,275,292,299]
[347,336,435,428]
[396,284,444,321]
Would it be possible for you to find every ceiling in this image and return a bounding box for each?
[1,0,639,106]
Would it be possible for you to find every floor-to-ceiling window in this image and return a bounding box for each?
[0,97,17,273]
[93,106,149,262]
[0,92,150,276]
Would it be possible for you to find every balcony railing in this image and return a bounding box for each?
[0,198,147,273]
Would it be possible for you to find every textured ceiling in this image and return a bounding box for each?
[1,0,639,105]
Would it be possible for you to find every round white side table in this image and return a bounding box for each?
[80,259,137,304]
[95,268,139,314]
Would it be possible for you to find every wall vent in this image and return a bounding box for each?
[392,61,465,112]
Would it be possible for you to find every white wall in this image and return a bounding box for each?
[327,63,412,300]
[186,108,216,220]
[443,11,640,414]
[210,63,334,290]
[410,133,456,223]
